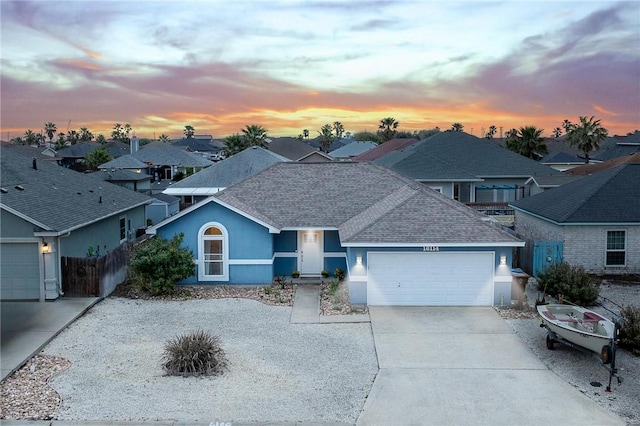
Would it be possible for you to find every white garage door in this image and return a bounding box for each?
[0,243,41,300]
[367,252,494,306]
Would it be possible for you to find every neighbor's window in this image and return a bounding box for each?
[606,231,626,266]
[203,226,224,276]
[119,216,126,242]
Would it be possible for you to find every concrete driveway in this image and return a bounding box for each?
[1,298,99,381]
[357,307,624,426]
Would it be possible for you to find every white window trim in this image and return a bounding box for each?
[198,222,229,281]
[119,215,127,244]
[605,230,626,267]
[429,186,443,193]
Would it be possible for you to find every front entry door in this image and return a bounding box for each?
[299,231,322,275]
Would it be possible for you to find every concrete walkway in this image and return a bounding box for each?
[290,284,369,324]
[357,307,625,426]
[1,298,100,381]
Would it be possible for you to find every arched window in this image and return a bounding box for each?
[198,223,228,281]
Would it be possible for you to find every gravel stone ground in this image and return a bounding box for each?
[34,297,378,423]
[2,279,637,423]
[503,278,640,425]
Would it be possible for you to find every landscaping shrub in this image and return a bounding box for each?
[327,278,340,295]
[619,305,640,356]
[128,233,195,295]
[162,330,228,377]
[334,267,345,280]
[536,262,600,306]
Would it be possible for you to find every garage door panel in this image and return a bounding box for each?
[0,243,40,300]
[367,252,494,306]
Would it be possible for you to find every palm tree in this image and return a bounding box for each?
[184,125,195,139]
[485,125,497,140]
[317,124,335,152]
[303,129,309,139]
[55,133,67,150]
[242,125,269,148]
[44,122,57,141]
[23,129,38,145]
[222,134,247,157]
[158,134,170,143]
[450,122,464,132]
[96,134,107,144]
[565,116,608,164]
[85,147,113,170]
[79,127,94,142]
[378,117,399,142]
[505,126,548,159]
[333,121,345,139]
[552,127,563,138]
[66,130,80,145]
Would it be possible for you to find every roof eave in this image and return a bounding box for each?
[341,241,525,248]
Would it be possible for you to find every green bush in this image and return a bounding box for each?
[129,233,195,295]
[334,267,345,280]
[619,305,640,356]
[536,262,600,306]
[327,278,340,295]
[162,330,228,377]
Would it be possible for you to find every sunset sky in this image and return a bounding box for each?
[1,1,639,140]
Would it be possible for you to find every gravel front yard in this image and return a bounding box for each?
[503,279,640,425]
[38,297,378,423]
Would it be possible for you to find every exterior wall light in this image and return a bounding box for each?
[356,255,363,265]
[42,242,51,253]
[500,255,507,266]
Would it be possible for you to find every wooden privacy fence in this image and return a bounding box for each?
[62,242,133,297]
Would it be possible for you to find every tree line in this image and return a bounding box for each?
[10,115,616,164]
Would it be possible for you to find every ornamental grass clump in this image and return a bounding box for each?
[162,330,229,377]
[536,262,600,306]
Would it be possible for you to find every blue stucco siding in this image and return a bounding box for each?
[274,231,297,252]
[154,200,274,284]
[324,231,344,252]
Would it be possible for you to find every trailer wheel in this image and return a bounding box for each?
[546,334,555,350]
[601,345,613,365]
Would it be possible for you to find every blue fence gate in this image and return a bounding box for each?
[532,240,563,277]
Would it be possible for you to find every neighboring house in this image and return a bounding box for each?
[353,138,420,162]
[306,137,348,153]
[148,162,523,306]
[267,137,318,161]
[147,193,180,226]
[510,164,640,276]
[296,151,334,162]
[93,168,153,194]
[541,152,592,172]
[0,146,152,301]
[524,175,584,196]
[329,141,377,159]
[566,152,640,176]
[171,135,224,160]
[163,146,290,208]
[98,142,213,182]
[374,132,562,205]
[55,141,131,171]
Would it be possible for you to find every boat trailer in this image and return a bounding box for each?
[540,321,623,392]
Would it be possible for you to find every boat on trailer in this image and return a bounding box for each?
[537,303,622,391]
[537,304,615,354]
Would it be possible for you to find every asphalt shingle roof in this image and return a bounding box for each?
[213,162,521,245]
[266,137,317,161]
[354,138,419,161]
[375,132,562,179]
[1,146,152,233]
[511,164,640,223]
[133,143,214,167]
[329,141,377,158]
[168,146,290,190]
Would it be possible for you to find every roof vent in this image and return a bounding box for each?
[1,188,7,193]
[15,185,24,191]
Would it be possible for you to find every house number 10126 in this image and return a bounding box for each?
[423,246,439,252]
